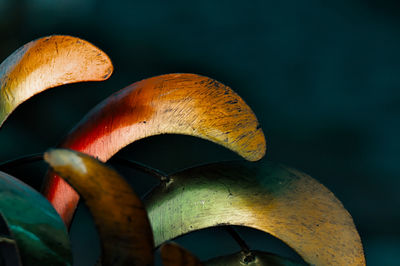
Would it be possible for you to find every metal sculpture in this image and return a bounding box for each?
[0,35,365,265]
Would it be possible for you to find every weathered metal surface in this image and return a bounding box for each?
[44,149,154,266]
[204,250,304,266]
[0,35,113,127]
[42,73,266,226]
[0,171,72,265]
[161,242,203,266]
[144,160,365,266]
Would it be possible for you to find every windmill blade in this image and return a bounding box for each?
[60,73,265,162]
[144,160,365,266]
[161,242,203,266]
[0,35,113,127]
[44,148,154,266]
[0,171,72,265]
[42,73,266,226]
[204,250,304,266]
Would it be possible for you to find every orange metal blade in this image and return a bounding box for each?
[44,149,154,265]
[42,73,266,226]
[0,35,113,127]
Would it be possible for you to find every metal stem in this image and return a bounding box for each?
[0,153,167,181]
[109,157,167,180]
[0,153,43,170]
[225,226,251,253]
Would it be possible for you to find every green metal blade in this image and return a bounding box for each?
[144,160,365,265]
[0,171,72,265]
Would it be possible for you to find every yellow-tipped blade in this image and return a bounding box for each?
[145,160,365,266]
[0,35,113,127]
[45,149,154,266]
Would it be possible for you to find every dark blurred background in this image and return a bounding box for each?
[0,0,399,265]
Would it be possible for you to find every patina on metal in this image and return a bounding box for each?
[42,73,266,226]
[44,149,154,266]
[0,35,113,127]
[0,171,72,265]
[144,160,365,266]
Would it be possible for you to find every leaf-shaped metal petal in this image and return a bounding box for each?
[60,73,265,161]
[0,35,113,127]
[42,73,266,225]
[0,171,72,265]
[144,161,365,266]
[44,149,154,266]
[204,250,304,266]
[161,242,203,266]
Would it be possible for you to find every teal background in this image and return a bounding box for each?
[0,0,399,265]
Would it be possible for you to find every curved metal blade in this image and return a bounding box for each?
[160,242,203,266]
[61,73,265,162]
[44,149,154,266]
[42,73,266,225]
[144,160,365,266]
[0,35,113,127]
[204,250,304,266]
[0,171,72,265]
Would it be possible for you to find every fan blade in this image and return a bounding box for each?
[0,35,113,127]
[144,160,365,266]
[44,148,154,265]
[0,171,72,265]
[43,73,266,225]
